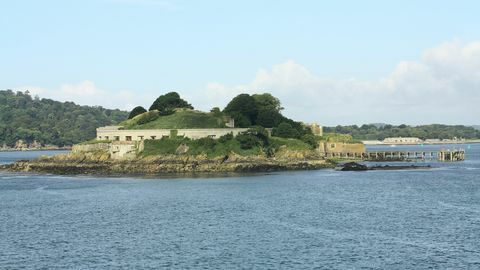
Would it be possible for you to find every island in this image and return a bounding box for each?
[2,92,365,175]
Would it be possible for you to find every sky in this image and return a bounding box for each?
[2,0,480,125]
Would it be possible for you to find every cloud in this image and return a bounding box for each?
[194,40,480,125]
[16,81,152,111]
[14,40,480,125]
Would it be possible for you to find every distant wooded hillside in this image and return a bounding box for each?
[324,124,480,140]
[0,90,128,146]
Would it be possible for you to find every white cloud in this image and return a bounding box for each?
[60,80,100,97]
[193,40,480,125]
[14,40,480,125]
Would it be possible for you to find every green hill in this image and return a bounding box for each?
[0,90,128,147]
[121,109,229,129]
[324,124,480,140]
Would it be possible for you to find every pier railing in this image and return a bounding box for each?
[323,149,465,162]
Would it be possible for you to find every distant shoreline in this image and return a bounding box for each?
[362,140,480,146]
[0,147,71,152]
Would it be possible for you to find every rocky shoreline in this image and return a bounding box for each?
[0,151,335,175]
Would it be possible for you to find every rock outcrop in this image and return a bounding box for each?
[2,150,334,175]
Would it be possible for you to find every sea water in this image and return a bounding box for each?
[0,145,479,269]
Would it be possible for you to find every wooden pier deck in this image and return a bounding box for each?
[324,149,465,162]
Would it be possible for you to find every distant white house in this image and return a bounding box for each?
[383,137,422,144]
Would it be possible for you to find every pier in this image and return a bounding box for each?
[324,149,465,162]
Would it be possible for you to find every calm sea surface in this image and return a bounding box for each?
[1,145,479,269]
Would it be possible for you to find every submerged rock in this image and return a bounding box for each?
[336,162,368,171]
[335,162,432,171]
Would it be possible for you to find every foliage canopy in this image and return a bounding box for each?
[324,124,480,140]
[0,90,128,146]
[149,92,193,114]
[128,106,147,119]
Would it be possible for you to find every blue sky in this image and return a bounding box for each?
[2,0,480,125]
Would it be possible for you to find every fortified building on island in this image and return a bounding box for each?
[96,122,323,142]
[87,121,327,159]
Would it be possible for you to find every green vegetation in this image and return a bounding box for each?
[223,94,259,127]
[142,134,263,158]
[269,137,312,151]
[149,92,192,114]
[128,106,147,119]
[272,122,299,138]
[320,133,362,143]
[324,124,480,140]
[222,93,313,141]
[141,127,313,158]
[0,90,128,147]
[122,109,228,129]
[134,110,160,125]
[125,92,316,146]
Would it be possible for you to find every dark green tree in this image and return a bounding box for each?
[149,92,193,114]
[272,122,300,138]
[301,134,318,149]
[128,106,147,119]
[252,93,283,112]
[223,94,258,127]
[0,90,128,147]
[255,109,284,128]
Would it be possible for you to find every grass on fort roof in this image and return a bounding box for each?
[269,137,312,151]
[122,109,228,129]
[140,136,312,158]
[141,137,264,157]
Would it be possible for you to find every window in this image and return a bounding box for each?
[139,136,144,140]
[114,136,120,141]
[105,136,109,140]
[126,136,132,141]
[151,136,156,140]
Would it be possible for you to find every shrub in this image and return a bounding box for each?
[272,122,299,138]
[137,110,159,125]
[149,92,193,113]
[236,133,262,149]
[243,126,270,146]
[301,134,318,149]
[218,132,234,143]
[128,106,147,119]
[194,137,217,149]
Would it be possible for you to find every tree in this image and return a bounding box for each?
[272,122,300,138]
[0,90,128,147]
[301,134,318,149]
[128,106,147,119]
[229,112,251,127]
[255,109,283,128]
[223,94,258,127]
[149,92,193,114]
[252,93,283,112]
[236,127,270,149]
[236,133,262,149]
[210,107,222,117]
[210,107,221,114]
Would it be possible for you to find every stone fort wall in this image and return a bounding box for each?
[96,126,250,142]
